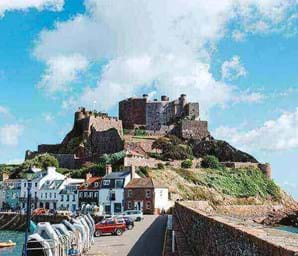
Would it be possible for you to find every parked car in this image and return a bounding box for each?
[115,217,134,230]
[32,208,47,215]
[94,219,126,237]
[121,210,143,221]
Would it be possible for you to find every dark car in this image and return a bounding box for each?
[116,217,134,230]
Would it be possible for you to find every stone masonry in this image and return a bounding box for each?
[174,201,298,256]
[119,94,209,140]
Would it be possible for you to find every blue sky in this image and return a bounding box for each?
[0,0,297,198]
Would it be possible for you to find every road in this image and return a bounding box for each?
[86,215,167,256]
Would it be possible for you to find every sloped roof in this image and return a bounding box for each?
[125,178,167,189]
[103,171,131,180]
[79,176,102,190]
[41,180,64,190]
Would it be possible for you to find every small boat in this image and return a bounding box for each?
[0,240,16,248]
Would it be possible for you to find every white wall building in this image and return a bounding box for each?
[99,165,139,215]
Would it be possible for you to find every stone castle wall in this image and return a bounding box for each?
[88,115,123,136]
[91,128,123,156]
[221,162,272,178]
[175,202,298,256]
[179,120,209,140]
[119,97,147,129]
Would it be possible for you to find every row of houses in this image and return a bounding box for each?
[0,165,171,215]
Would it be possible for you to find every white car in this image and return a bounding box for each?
[121,210,143,221]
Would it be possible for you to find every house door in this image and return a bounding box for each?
[45,202,50,209]
[134,201,143,211]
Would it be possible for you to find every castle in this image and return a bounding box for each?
[26,94,210,168]
[119,94,209,140]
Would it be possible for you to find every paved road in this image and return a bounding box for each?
[86,215,168,256]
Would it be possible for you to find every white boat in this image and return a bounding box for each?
[26,214,95,256]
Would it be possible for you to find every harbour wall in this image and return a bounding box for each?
[0,213,69,231]
[175,202,298,256]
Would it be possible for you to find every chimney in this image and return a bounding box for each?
[86,172,92,181]
[47,166,56,176]
[161,95,169,101]
[130,165,136,180]
[2,173,9,182]
[105,164,112,176]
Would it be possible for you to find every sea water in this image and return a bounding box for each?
[0,231,24,255]
[276,225,298,234]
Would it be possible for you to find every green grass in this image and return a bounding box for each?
[175,167,281,201]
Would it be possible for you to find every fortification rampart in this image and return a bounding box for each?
[175,202,298,256]
[221,162,272,178]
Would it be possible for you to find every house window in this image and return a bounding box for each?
[115,180,123,188]
[128,201,132,209]
[146,201,151,209]
[110,191,116,201]
[89,192,93,198]
[84,192,88,197]
[79,192,83,198]
[103,180,110,186]
[94,192,98,198]
[160,190,163,197]
[54,193,56,198]
[45,193,47,199]
[72,195,75,201]
[127,190,132,198]
[146,190,151,198]
[114,203,122,213]
[94,182,99,188]
[35,182,38,187]
[61,195,64,201]
[67,195,69,201]
[49,193,52,199]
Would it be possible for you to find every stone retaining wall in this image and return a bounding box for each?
[0,213,69,231]
[175,202,298,256]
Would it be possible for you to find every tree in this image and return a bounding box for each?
[201,155,222,169]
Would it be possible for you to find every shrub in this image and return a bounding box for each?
[134,128,148,136]
[21,154,59,170]
[157,163,165,169]
[201,155,222,169]
[139,166,150,177]
[181,159,193,169]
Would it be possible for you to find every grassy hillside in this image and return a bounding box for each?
[148,166,282,205]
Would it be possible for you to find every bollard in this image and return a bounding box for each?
[172,230,175,253]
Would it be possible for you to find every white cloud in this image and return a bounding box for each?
[0,105,9,115]
[221,56,247,81]
[231,30,246,41]
[233,90,265,103]
[0,124,24,146]
[0,0,64,17]
[213,108,298,152]
[43,113,54,122]
[37,54,89,93]
[33,0,298,111]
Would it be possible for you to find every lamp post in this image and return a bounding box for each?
[23,171,34,256]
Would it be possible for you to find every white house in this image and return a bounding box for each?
[58,178,84,212]
[20,167,65,209]
[99,165,140,215]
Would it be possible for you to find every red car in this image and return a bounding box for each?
[94,219,126,237]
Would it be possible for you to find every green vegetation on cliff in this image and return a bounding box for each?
[149,166,281,204]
